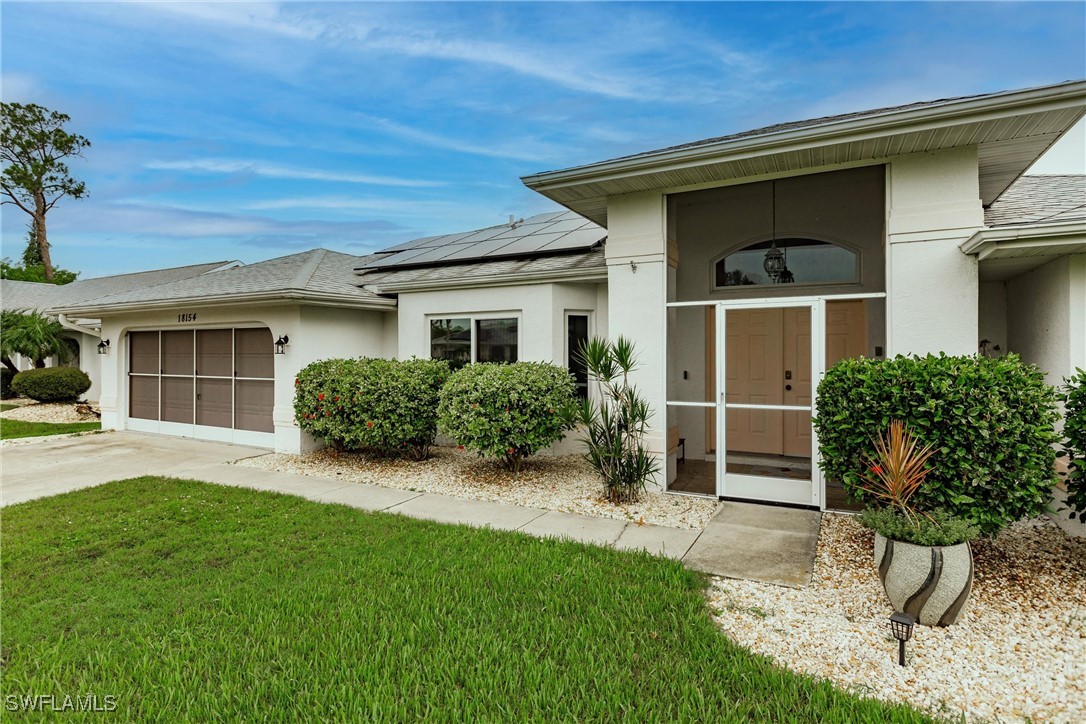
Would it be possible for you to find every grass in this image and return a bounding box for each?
[0,418,100,439]
[1,478,930,721]
[0,403,16,411]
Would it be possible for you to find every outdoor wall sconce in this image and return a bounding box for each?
[629,260,638,273]
[889,611,916,666]
[96,339,110,355]
[274,335,289,355]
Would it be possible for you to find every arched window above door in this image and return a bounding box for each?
[713,238,859,288]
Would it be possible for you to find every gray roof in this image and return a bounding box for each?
[358,210,605,271]
[51,249,390,314]
[543,81,1084,174]
[360,245,606,291]
[984,175,1086,227]
[1,260,234,313]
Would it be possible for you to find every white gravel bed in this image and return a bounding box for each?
[709,514,1086,722]
[0,402,98,423]
[236,447,719,530]
[0,429,108,447]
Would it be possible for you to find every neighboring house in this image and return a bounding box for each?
[48,80,1085,512]
[1,261,238,400]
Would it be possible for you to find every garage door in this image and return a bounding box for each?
[128,328,275,446]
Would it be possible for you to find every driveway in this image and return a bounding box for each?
[1,431,265,507]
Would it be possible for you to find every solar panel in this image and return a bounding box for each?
[362,210,604,270]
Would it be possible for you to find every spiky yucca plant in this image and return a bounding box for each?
[859,420,936,523]
[565,337,659,504]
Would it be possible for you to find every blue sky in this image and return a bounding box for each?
[2,1,1084,278]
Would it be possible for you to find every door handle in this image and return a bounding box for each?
[785,384,792,391]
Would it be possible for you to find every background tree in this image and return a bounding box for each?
[0,222,79,284]
[1,102,90,282]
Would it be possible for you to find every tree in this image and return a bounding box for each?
[0,222,79,284]
[22,221,42,266]
[0,310,72,369]
[1,102,90,282]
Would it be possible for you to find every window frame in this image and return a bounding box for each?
[710,235,862,292]
[427,311,522,365]
[564,310,592,400]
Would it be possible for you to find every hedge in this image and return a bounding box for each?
[294,357,450,460]
[814,353,1059,536]
[1061,368,1086,520]
[1,367,15,399]
[437,362,575,472]
[11,367,91,402]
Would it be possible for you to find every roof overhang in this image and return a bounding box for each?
[522,81,1086,227]
[49,290,397,317]
[361,265,607,294]
[960,220,1086,281]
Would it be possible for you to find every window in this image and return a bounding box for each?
[430,316,518,368]
[714,238,859,288]
[567,313,589,399]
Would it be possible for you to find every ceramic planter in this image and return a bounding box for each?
[874,532,974,626]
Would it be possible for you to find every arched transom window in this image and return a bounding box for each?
[714,238,859,288]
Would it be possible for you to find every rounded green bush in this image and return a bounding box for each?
[814,353,1060,536]
[11,366,91,402]
[1060,368,1086,521]
[438,362,575,472]
[294,357,450,459]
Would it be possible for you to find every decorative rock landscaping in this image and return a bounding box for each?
[236,448,720,530]
[0,401,99,424]
[708,513,1086,723]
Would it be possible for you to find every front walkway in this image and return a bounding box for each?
[0,432,820,586]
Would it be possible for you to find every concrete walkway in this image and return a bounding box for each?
[1,432,819,586]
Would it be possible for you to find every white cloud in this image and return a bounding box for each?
[145,158,445,188]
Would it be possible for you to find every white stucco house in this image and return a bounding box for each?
[34,79,1086,511]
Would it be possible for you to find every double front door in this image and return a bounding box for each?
[707,299,866,506]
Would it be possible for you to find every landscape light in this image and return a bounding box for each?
[889,611,916,666]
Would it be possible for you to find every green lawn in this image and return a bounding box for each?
[0,403,17,411]
[0,418,100,439]
[1,478,928,721]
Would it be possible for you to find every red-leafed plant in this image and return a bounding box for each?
[858,420,936,523]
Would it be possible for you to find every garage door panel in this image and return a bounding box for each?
[196,378,232,428]
[129,376,158,420]
[235,328,273,379]
[235,379,274,432]
[129,332,159,374]
[161,377,194,424]
[162,331,194,375]
[196,329,232,377]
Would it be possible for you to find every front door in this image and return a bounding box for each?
[717,300,822,507]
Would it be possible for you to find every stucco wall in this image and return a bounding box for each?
[96,303,391,453]
[1006,255,1078,387]
[886,147,983,355]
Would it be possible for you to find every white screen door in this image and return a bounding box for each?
[716,299,824,507]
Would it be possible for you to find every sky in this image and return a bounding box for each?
[2,1,1084,279]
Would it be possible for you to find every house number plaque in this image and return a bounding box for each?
[178,313,197,323]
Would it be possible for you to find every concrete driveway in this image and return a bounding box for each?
[1,431,266,507]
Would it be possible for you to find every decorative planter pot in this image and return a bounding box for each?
[874,533,974,627]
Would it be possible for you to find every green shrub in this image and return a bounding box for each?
[11,366,91,402]
[294,357,450,460]
[1060,368,1086,521]
[438,362,575,472]
[814,353,1059,536]
[1,367,15,399]
[856,507,980,546]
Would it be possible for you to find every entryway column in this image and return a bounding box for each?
[606,191,668,490]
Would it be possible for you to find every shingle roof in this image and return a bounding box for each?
[51,249,388,314]
[360,245,606,291]
[543,82,1083,173]
[1,261,234,313]
[984,175,1086,227]
[358,210,605,271]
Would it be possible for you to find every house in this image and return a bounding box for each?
[46,79,1086,511]
[1,261,239,400]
